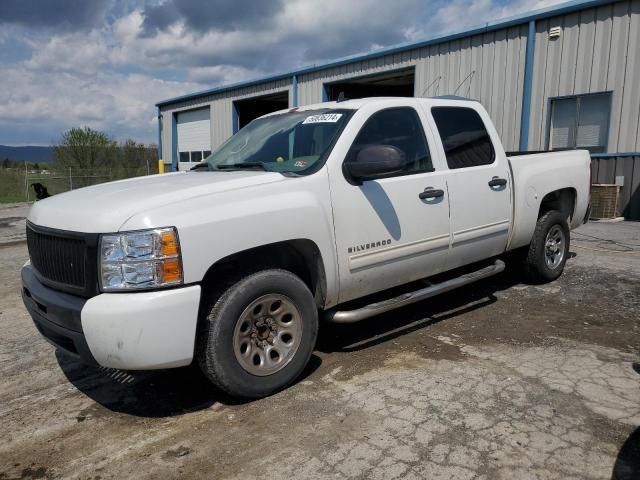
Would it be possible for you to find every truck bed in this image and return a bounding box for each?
[506,150,591,251]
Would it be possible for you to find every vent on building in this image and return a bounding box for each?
[549,26,562,39]
[590,184,620,219]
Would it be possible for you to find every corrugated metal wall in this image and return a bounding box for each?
[529,0,640,152]
[296,25,528,151]
[160,24,530,158]
[421,25,528,152]
[297,52,415,105]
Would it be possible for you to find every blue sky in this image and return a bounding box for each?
[0,0,562,146]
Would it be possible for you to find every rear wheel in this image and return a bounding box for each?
[523,210,570,283]
[197,269,318,399]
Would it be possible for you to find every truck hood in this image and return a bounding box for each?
[28,171,286,233]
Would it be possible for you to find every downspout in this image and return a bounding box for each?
[292,74,299,107]
[171,113,178,172]
[519,20,536,151]
[157,108,164,173]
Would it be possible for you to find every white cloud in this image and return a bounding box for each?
[430,0,563,34]
[187,65,265,84]
[0,0,568,145]
[107,0,567,73]
[25,31,109,74]
[0,64,202,144]
[110,0,427,71]
[113,9,143,43]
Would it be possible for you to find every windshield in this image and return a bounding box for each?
[203,109,351,174]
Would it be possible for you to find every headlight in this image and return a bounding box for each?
[99,227,183,291]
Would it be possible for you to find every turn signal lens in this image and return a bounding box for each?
[160,258,182,284]
[161,231,179,256]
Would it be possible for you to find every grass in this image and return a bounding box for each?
[0,170,27,203]
[0,166,157,203]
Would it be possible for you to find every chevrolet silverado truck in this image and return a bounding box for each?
[22,97,591,399]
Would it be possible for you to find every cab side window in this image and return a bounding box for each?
[431,107,495,169]
[346,107,433,175]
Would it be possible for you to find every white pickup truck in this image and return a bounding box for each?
[22,97,591,398]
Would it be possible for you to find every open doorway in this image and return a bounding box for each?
[234,91,289,130]
[325,68,415,101]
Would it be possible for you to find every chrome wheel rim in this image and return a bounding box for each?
[233,294,303,376]
[544,225,565,270]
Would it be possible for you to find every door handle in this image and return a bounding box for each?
[488,177,508,187]
[419,188,444,200]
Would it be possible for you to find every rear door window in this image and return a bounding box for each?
[431,107,495,169]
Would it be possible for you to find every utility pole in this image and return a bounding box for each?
[24,162,29,201]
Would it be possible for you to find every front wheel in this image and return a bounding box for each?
[197,269,318,399]
[522,210,570,283]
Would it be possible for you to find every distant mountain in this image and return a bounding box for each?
[0,145,54,163]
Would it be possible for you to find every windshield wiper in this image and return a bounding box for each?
[216,162,269,171]
[190,163,213,171]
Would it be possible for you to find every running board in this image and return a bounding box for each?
[325,259,505,324]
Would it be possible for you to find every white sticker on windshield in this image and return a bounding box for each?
[302,113,343,124]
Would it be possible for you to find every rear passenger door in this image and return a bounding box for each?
[428,105,512,270]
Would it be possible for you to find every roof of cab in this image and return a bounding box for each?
[260,96,478,118]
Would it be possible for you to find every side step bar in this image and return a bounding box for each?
[325,259,505,324]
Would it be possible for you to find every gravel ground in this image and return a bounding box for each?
[0,203,638,480]
[0,203,29,246]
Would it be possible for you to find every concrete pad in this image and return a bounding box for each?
[0,222,638,479]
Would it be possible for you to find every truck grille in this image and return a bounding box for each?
[26,224,87,290]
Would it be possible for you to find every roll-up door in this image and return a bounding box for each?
[177,108,211,171]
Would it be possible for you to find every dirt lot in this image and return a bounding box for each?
[0,205,638,479]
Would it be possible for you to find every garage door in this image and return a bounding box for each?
[177,108,211,171]
[325,68,415,101]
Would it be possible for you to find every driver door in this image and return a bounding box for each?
[329,103,451,304]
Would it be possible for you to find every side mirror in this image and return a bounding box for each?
[344,145,407,183]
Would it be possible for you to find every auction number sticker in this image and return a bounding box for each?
[302,113,343,124]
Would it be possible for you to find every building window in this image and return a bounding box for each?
[549,93,611,153]
[180,151,210,162]
[431,107,495,169]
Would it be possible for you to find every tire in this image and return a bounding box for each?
[523,210,570,283]
[197,269,318,399]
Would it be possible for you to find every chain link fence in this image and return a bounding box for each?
[0,163,159,203]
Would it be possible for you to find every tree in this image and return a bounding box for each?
[119,139,147,168]
[52,127,160,187]
[2,157,12,169]
[115,139,159,176]
[54,127,118,171]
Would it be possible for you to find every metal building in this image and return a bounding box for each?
[156,0,640,218]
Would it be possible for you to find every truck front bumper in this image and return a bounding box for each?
[21,264,201,370]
